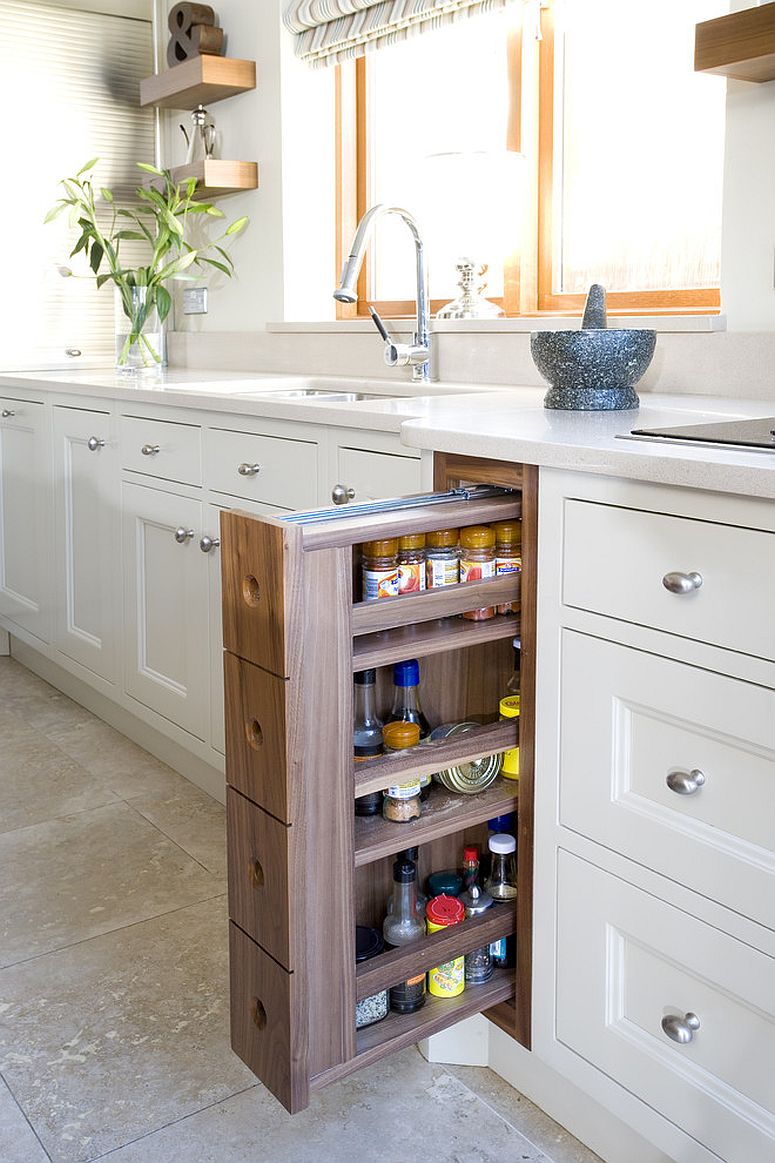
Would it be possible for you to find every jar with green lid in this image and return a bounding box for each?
[382,720,422,821]
[492,520,521,615]
[425,528,460,588]
[499,695,520,779]
[362,538,399,601]
[398,533,426,594]
[460,525,496,620]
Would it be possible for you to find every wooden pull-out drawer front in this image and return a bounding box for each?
[557,852,775,1163]
[119,415,202,485]
[206,428,318,509]
[227,788,297,969]
[562,498,775,662]
[224,653,295,823]
[229,922,309,1114]
[559,630,775,930]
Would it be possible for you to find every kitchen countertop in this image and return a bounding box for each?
[1,367,774,500]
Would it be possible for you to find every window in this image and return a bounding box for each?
[0,1,154,367]
[337,0,727,318]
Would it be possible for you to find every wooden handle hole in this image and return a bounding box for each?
[248,858,264,888]
[242,575,261,607]
[250,997,267,1030]
[245,718,264,750]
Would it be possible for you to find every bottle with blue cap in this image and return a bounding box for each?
[389,658,432,797]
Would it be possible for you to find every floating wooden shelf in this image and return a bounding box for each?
[140,55,256,109]
[696,3,775,82]
[167,159,258,198]
[353,613,519,670]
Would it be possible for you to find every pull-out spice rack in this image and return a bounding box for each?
[221,461,536,1112]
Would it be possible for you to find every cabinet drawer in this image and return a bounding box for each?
[333,446,422,505]
[229,922,308,1114]
[557,851,775,1163]
[559,630,775,930]
[120,415,202,485]
[206,428,317,508]
[224,653,294,823]
[227,788,296,969]
[562,498,775,662]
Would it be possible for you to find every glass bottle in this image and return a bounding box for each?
[460,525,496,620]
[353,669,383,816]
[460,882,495,985]
[485,832,517,967]
[382,721,422,821]
[383,858,426,1013]
[493,520,522,615]
[425,528,460,588]
[386,846,427,917]
[506,637,521,696]
[362,538,399,601]
[462,845,479,892]
[397,533,426,594]
[390,658,432,798]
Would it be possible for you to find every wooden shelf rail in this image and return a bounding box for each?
[352,576,520,635]
[353,613,519,670]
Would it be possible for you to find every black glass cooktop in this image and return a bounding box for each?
[630,416,775,451]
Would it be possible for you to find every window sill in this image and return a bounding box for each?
[268,315,726,335]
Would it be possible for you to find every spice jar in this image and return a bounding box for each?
[460,883,495,985]
[398,534,426,594]
[382,721,422,821]
[485,833,517,968]
[460,525,496,620]
[425,528,460,588]
[362,538,399,601]
[499,695,520,779]
[355,926,389,1029]
[493,520,522,615]
[426,895,466,997]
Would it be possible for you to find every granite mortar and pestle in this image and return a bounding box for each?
[530,284,656,411]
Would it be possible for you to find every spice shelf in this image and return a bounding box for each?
[221,467,535,1114]
[140,55,256,109]
[354,779,519,867]
[695,3,775,82]
[353,613,519,670]
[353,720,517,797]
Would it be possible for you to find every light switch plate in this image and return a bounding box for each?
[182,287,208,314]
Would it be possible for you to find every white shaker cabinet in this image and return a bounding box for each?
[52,405,119,682]
[327,430,427,506]
[0,397,51,643]
[122,481,210,739]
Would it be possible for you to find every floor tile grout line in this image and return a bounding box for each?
[0,892,228,973]
[0,1069,54,1162]
[85,1083,261,1161]
[0,792,125,841]
[120,796,222,878]
[433,1059,554,1161]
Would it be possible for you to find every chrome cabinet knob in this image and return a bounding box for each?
[65,348,82,358]
[87,436,106,452]
[661,1012,700,1045]
[141,443,160,456]
[666,768,706,796]
[237,462,261,477]
[199,535,220,553]
[174,527,195,544]
[1,409,15,418]
[662,571,703,595]
[331,483,356,505]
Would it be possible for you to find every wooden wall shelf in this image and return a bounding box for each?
[140,55,256,109]
[695,3,775,82]
[168,159,258,199]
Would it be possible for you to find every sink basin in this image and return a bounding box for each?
[249,388,410,402]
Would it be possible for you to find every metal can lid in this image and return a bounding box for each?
[426,894,466,926]
[460,883,494,916]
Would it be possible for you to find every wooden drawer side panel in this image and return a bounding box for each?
[224,652,296,824]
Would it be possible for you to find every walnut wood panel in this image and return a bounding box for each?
[352,576,519,635]
[140,54,256,108]
[353,720,517,798]
[224,653,296,824]
[227,789,297,970]
[221,510,304,679]
[355,906,516,1001]
[297,494,520,551]
[695,3,775,81]
[354,779,518,867]
[353,613,519,670]
[418,637,515,727]
[229,922,308,1114]
[433,454,523,492]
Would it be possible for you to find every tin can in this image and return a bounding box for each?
[428,722,502,793]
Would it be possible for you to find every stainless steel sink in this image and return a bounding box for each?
[251,388,409,402]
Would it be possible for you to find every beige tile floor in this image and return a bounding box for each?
[0,656,602,1163]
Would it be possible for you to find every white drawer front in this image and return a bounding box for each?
[334,446,422,505]
[205,428,317,509]
[562,498,775,662]
[557,851,775,1163]
[120,416,202,486]
[559,630,775,930]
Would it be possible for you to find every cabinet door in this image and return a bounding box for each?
[329,444,424,507]
[122,481,209,739]
[0,398,50,642]
[53,406,118,682]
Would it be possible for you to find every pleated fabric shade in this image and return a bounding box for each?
[284,0,519,66]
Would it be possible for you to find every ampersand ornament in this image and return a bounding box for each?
[167,3,225,67]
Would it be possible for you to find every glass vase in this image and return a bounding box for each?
[115,285,167,373]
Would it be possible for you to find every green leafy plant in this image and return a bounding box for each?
[46,159,248,366]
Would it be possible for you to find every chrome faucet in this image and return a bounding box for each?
[333,203,432,383]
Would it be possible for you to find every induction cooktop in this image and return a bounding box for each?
[626,416,775,452]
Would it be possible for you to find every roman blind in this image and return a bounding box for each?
[0,2,154,369]
[284,0,519,66]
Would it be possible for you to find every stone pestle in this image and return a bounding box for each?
[581,283,608,330]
